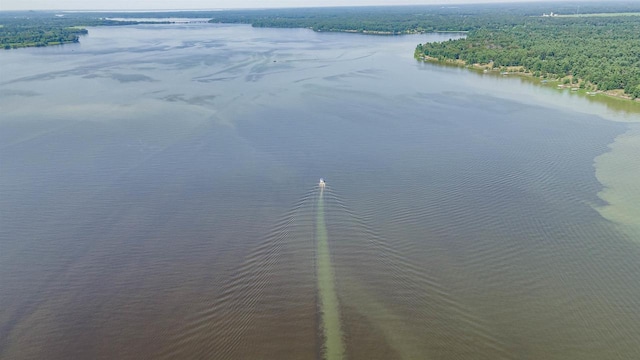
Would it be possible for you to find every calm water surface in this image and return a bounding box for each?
[1,23,640,359]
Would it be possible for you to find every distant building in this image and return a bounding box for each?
[542,12,558,17]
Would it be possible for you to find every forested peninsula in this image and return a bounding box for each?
[3,2,640,99]
[415,13,640,100]
[0,12,169,49]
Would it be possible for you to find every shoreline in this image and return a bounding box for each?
[3,23,468,50]
[416,55,640,104]
[313,29,466,36]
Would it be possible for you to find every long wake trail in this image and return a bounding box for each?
[316,188,346,360]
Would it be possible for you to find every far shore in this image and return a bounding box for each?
[316,28,466,36]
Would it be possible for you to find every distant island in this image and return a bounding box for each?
[3,2,640,100]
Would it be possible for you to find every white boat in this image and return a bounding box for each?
[319,178,326,189]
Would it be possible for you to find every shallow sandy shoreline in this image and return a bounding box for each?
[417,55,640,103]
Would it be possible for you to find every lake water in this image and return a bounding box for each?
[1,23,640,360]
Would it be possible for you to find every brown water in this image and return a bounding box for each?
[1,23,640,359]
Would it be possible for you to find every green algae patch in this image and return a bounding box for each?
[594,126,640,241]
[316,192,346,360]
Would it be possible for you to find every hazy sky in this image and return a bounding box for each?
[1,0,564,11]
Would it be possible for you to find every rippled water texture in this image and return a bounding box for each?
[1,24,640,359]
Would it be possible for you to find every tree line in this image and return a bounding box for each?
[416,15,640,99]
[0,12,165,49]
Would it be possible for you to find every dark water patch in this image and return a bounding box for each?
[323,68,384,82]
[160,93,217,106]
[192,76,237,83]
[158,188,319,359]
[110,73,156,83]
[0,89,40,97]
[4,68,89,84]
[81,72,156,83]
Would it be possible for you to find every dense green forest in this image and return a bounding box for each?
[0,23,87,49]
[0,12,168,49]
[3,2,640,98]
[1,13,86,48]
[205,2,640,34]
[415,13,640,99]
